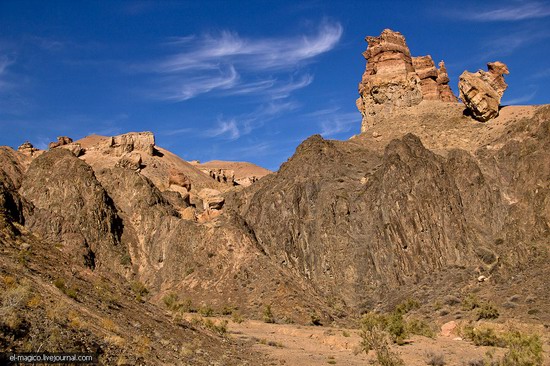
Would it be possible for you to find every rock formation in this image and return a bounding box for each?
[198,188,225,210]
[48,136,73,149]
[203,168,236,185]
[437,61,458,102]
[104,131,155,156]
[412,56,458,102]
[17,141,40,157]
[458,61,509,121]
[115,151,142,170]
[357,29,458,131]
[168,170,192,191]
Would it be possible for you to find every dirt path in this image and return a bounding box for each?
[225,320,509,366]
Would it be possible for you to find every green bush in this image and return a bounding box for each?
[461,325,506,347]
[130,281,148,302]
[476,303,499,320]
[501,330,543,366]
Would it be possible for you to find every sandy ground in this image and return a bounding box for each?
[220,319,522,366]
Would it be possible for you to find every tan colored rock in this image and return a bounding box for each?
[115,151,142,170]
[459,61,509,121]
[357,29,422,131]
[169,170,192,191]
[437,61,458,102]
[104,131,155,156]
[17,142,40,157]
[198,188,224,210]
[48,136,73,149]
[440,321,457,337]
[357,30,458,132]
[181,207,196,221]
[58,142,83,157]
[203,168,236,185]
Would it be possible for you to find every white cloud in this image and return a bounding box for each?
[157,64,239,101]
[310,109,359,137]
[468,1,550,21]
[145,21,342,101]
[158,21,342,73]
[502,90,537,105]
[205,118,240,140]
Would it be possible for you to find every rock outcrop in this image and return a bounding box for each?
[104,131,155,156]
[19,149,126,271]
[356,29,423,131]
[198,188,225,210]
[115,151,142,170]
[203,168,236,186]
[458,61,509,121]
[168,170,192,191]
[412,56,458,102]
[17,142,40,157]
[357,29,458,131]
[48,136,73,149]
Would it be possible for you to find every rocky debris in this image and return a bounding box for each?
[103,131,155,156]
[198,188,224,210]
[203,168,236,185]
[168,170,192,191]
[180,206,196,221]
[19,149,125,271]
[357,29,458,131]
[48,136,73,149]
[458,61,509,121]
[115,151,142,170]
[17,142,40,157]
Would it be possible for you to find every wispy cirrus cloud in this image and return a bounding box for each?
[205,118,241,140]
[502,89,538,105]
[306,107,359,137]
[144,21,342,102]
[454,1,550,22]
[0,55,15,91]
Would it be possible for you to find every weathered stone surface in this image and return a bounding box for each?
[437,61,458,102]
[198,188,224,210]
[168,170,191,191]
[104,131,155,156]
[58,142,83,157]
[357,29,422,131]
[458,61,509,121]
[203,168,236,185]
[17,142,40,157]
[19,149,125,271]
[48,136,73,149]
[357,30,458,131]
[116,151,142,170]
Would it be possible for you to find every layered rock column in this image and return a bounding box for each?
[356,29,423,131]
[357,29,458,132]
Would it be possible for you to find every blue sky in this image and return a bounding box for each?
[1,1,549,170]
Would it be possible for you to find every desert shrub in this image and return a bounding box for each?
[53,278,77,300]
[407,318,435,338]
[263,305,275,323]
[394,298,420,315]
[360,313,405,365]
[310,311,322,326]
[163,293,181,311]
[476,302,499,320]
[461,325,506,347]
[426,351,446,366]
[120,253,131,266]
[501,330,543,366]
[231,311,244,324]
[130,281,148,302]
[462,294,482,310]
[221,305,235,316]
[202,318,228,336]
[342,330,350,337]
[198,305,214,317]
